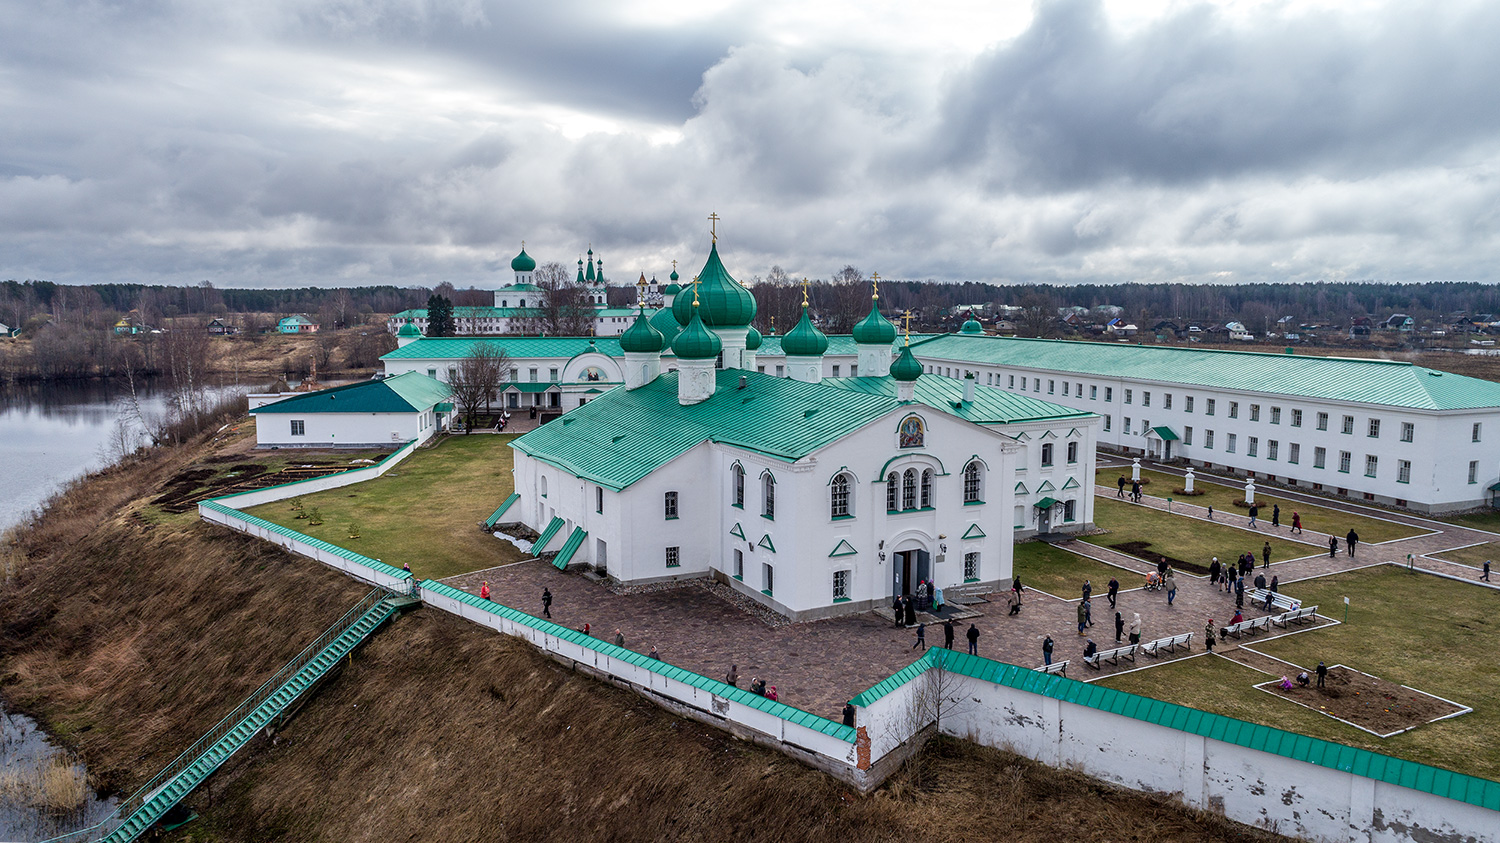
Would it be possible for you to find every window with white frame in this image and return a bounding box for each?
[1317,411,1329,430]
[833,570,850,601]
[1105,387,1113,402]
[1066,441,1078,463]
[1342,415,1355,435]
[832,365,840,377]
[1270,407,1281,424]
[1292,409,1302,427]
[1076,382,1082,395]
[1314,447,1327,468]
[1474,422,1483,442]
[1090,385,1097,399]
[1123,417,1131,435]
[1469,460,1479,484]
[1227,433,1237,453]
[1062,382,1068,396]
[1164,393,1172,410]
[1048,379,1055,394]
[963,552,979,581]
[1248,437,1259,457]
[1398,460,1411,483]
[762,473,775,518]
[1205,398,1215,415]
[1185,396,1194,413]
[1268,440,1278,460]
[1143,391,1151,407]
[664,491,678,519]
[1365,455,1378,477]
[1401,422,1413,442]
[1184,426,1193,445]
[1125,389,1133,404]
[963,462,983,503]
[1041,443,1054,466]
[732,464,744,507]
[290,419,305,436]
[1250,404,1260,422]
[920,469,933,508]
[1368,419,1380,438]
[1064,499,1076,521]
[762,563,774,594]
[733,549,743,579]
[597,486,604,513]
[830,473,851,518]
[666,546,680,568]
[1339,451,1352,472]
[1009,375,1015,388]
[886,473,899,511]
[1289,443,1300,464]
[1104,416,1112,431]
[902,468,917,510]
[1228,401,1239,418]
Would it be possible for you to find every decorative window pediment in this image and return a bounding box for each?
[730,523,745,540]
[829,539,857,557]
[758,534,776,552]
[1061,477,1080,490]
[961,524,986,540]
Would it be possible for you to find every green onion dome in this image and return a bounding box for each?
[576,260,585,284]
[671,243,756,328]
[781,306,828,356]
[672,307,722,360]
[744,324,763,351]
[397,322,420,338]
[960,318,983,335]
[650,306,682,345]
[891,345,924,382]
[510,246,536,272]
[619,308,665,353]
[663,283,682,296]
[852,299,897,345]
[669,266,680,282]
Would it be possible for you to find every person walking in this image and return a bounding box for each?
[943,619,956,649]
[1131,480,1141,502]
[1262,541,1272,569]
[904,595,917,626]
[1291,511,1302,534]
[726,664,739,687]
[1346,529,1359,557]
[966,623,980,655]
[542,587,553,618]
[649,645,660,660]
[1082,579,1093,602]
[1269,574,1279,593]
[1083,597,1094,628]
[1076,601,1088,636]
[1165,572,1178,606]
[1248,504,1259,528]
[913,623,927,650]
[1117,475,1126,498]
[1114,611,1125,643]
[1107,577,1120,609]
[1235,576,1246,610]
[1329,535,1338,558]
[1007,588,1022,616]
[479,581,491,601]
[1207,504,1214,520]
[1209,557,1221,584]
[1484,560,1492,582]
[1128,613,1142,645]
[1316,661,1328,689]
[1272,504,1280,528]
[843,703,856,727]
[1042,635,1055,666]
[613,629,625,647]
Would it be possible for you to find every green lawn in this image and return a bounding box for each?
[1013,541,1133,598]
[1429,542,1499,568]
[1101,466,1425,543]
[1440,510,1500,533]
[1084,497,1312,570]
[245,434,524,580]
[1103,566,1500,781]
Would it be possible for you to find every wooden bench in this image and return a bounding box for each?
[1250,588,1301,612]
[1037,660,1070,677]
[1082,643,1137,670]
[1272,605,1318,627]
[1224,616,1273,639]
[1141,632,1192,657]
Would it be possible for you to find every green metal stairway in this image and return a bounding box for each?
[42,587,408,843]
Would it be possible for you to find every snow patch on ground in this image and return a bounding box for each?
[493,532,534,554]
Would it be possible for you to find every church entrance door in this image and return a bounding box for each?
[1038,506,1052,534]
[892,548,932,598]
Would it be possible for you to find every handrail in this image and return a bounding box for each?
[39,587,395,843]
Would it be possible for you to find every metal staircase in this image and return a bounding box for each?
[42,587,409,843]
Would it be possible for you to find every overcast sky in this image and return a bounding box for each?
[4,0,1500,288]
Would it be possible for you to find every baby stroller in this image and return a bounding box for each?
[1144,572,1162,591]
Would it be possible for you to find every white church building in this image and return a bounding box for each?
[506,240,1098,621]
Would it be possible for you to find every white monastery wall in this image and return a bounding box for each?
[255,410,435,448]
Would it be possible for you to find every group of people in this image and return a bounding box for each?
[1328,530,1360,557]
[724,665,779,701]
[913,618,984,655]
[1116,476,1143,502]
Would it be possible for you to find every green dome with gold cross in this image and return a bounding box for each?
[671,242,757,328]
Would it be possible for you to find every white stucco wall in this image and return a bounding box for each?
[253,409,442,448]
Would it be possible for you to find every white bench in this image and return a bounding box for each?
[1250,588,1301,612]
[1037,660,1070,677]
[1224,616,1273,639]
[1272,605,1318,627]
[1141,632,1192,657]
[1083,643,1137,670]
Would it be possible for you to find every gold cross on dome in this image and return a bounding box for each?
[902,310,914,344]
[800,277,811,307]
[693,275,701,305]
[871,271,881,301]
[708,212,720,242]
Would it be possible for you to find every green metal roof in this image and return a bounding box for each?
[911,335,1500,411]
[755,334,932,358]
[781,306,830,357]
[390,306,541,319]
[671,242,756,328]
[497,282,543,292]
[534,516,565,551]
[1149,425,1179,441]
[1034,496,1057,509]
[849,648,1500,811]
[512,369,905,491]
[483,493,520,530]
[252,372,452,415]
[553,527,587,569]
[420,580,854,742]
[382,337,623,360]
[505,382,559,393]
[822,375,1093,426]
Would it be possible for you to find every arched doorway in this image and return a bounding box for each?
[891,538,931,599]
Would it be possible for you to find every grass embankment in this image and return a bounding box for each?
[245,433,524,580]
[1085,498,1308,571]
[1440,510,1500,533]
[0,423,1292,843]
[1429,542,1499,568]
[1103,566,1500,781]
[1012,541,1130,597]
[1102,467,1423,543]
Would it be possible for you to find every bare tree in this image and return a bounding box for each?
[448,343,510,431]
[531,262,595,336]
[764,265,792,286]
[888,650,975,786]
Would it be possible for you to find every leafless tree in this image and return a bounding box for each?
[314,331,340,370]
[531,262,595,336]
[449,343,511,431]
[764,265,792,286]
[884,649,975,786]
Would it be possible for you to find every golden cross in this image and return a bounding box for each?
[800,277,811,307]
[708,212,720,242]
[672,259,677,273]
[693,275,701,305]
[902,310,913,345]
[871,271,881,301]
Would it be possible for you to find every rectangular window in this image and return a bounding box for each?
[1317,412,1329,431]
[1048,379,1055,394]
[664,491,678,519]
[597,487,604,513]
[1125,389,1133,404]
[963,552,979,582]
[1124,417,1132,435]
[833,570,850,601]
[1076,382,1083,395]
[1228,401,1239,419]
[1041,443,1054,466]
[1401,422,1414,442]
[850,364,858,376]
[666,546,680,568]
[832,365,840,377]
[1204,430,1215,449]
[1398,460,1411,484]
[1248,436,1259,457]
[762,563,774,595]
[1143,391,1151,407]
[1009,375,1016,388]
[549,367,559,381]
[733,549,743,579]
[1226,433,1237,453]
[1105,387,1113,402]
[775,365,784,377]
[1270,407,1281,424]
[1474,422,1483,442]
[1289,443,1300,464]
[290,419,305,436]
[1314,446,1327,469]
[1268,440,1278,460]
[1185,396,1194,413]
[1064,499,1077,521]
[1104,415,1112,432]
[1206,398,1216,416]
[1470,460,1479,484]
[1062,382,1068,396]
[1291,409,1302,427]
[1368,419,1380,438]
[427,368,438,378]
[1183,426,1193,445]
[1250,404,1260,422]
[1342,415,1355,435]
[1365,455,1378,477]
[1034,378,1041,391]
[1090,385,1097,399]
[1141,419,1149,435]
[1339,451,1352,473]
[1067,441,1078,463]
[529,368,538,382]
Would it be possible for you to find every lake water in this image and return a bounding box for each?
[0,705,118,842]
[0,380,254,532]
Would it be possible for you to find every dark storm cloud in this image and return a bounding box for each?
[939,0,1500,189]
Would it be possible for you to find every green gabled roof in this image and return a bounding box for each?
[484,493,520,530]
[420,580,855,742]
[252,372,452,415]
[382,337,624,360]
[822,374,1093,425]
[830,539,857,557]
[597,307,639,318]
[390,306,542,319]
[498,282,544,292]
[534,516,565,551]
[505,382,559,393]
[962,524,985,539]
[850,648,1500,812]
[757,534,776,552]
[1035,496,1057,509]
[553,527,587,570]
[512,369,904,491]
[1150,425,1179,441]
[754,334,934,358]
[1061,477,1080,490]
[910,334,1500,411]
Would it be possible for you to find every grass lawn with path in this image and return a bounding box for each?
[1428,542,1499,568]
[1085,497,1310,572]
[1013,541,1135,598]
[245,433,524,580]
[1103,565,1500,781]
[1098,467,1424,544]
[1441,510,1500,533]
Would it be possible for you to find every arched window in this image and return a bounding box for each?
[763,472,776,519]
[963,461,982,503]
[540,475,548,498]
[920,469,933,508]
[902,468,917,510]
[830,473,851,518]
[886,473,899,512]
[732,464,744,508]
